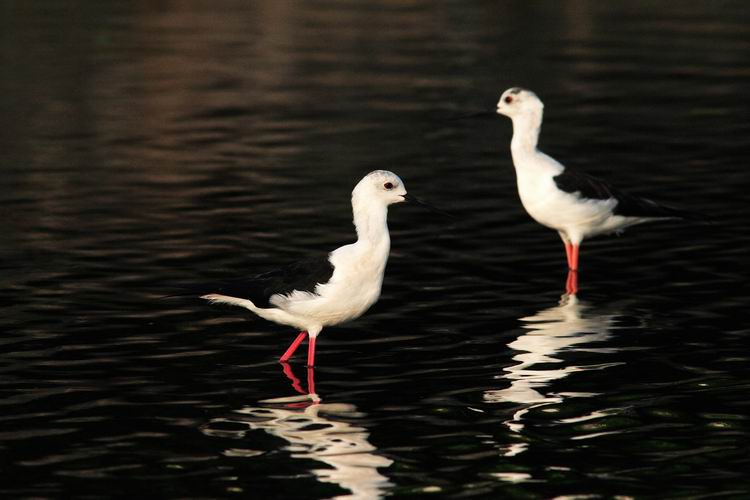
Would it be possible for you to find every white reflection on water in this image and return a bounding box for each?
[202,366,392,500]
[485,283,624,434]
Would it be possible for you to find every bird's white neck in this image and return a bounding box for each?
[510,108,543,160]
[351,193,391,250]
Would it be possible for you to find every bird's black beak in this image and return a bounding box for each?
[447,110,497,121]
[403,193,454,218]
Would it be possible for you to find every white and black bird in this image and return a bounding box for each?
[493,87,704,271]
[199,170,414,367]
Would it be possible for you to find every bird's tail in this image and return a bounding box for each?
[157,283,214,301]
[657,204,712,224]
[201,293,257,310]
[629,194,712,224]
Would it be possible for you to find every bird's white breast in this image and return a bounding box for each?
[276,240,389,327]
[513,153,617,238]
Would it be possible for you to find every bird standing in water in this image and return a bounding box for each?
[202,170,412,367]
[494,87,702,284]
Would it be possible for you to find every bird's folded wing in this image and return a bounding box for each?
[553,168,706,220]
[172,254,335,308]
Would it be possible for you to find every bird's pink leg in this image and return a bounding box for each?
[280,331,308,362]
[307,336,317,367]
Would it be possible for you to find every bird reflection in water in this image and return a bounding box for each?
[485,271,624,434]
[202,364,393,500]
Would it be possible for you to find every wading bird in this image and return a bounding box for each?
[493,87,703,273]
[201,170,420,367]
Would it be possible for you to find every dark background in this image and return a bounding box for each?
[1,1,749,498]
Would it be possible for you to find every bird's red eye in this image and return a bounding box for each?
[504,96,513,104]
[384,182,394,190]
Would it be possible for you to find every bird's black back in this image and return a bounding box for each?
[182,255,335,308]
[553,167,705,220]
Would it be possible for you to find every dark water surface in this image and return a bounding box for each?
[2,1,750,498]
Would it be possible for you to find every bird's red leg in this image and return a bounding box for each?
[565,270,579,295]
[307,336,317,367]
[570,244,580,271]
[280,331,308,362]
[564,241,574,269]
[280,362,306,394]
[306,367,316,395]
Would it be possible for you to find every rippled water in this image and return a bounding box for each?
[2,1,750,498]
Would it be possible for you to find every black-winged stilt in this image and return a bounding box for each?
[493,87,704,273]
[201,170,414,367]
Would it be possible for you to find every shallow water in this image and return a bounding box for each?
[2,1,750,498]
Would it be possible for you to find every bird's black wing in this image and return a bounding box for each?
[177,255,335,308]
[553,168,705,220]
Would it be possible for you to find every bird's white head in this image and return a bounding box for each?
[352,170,408,206]
[495,87,544,119]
